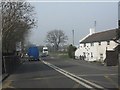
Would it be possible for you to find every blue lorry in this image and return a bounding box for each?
[28,46,39,61]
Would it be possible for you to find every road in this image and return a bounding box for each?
[2,55,119,89]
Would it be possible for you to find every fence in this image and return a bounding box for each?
[104,45,119,66]
[2,55,21,74]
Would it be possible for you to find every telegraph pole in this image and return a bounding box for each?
[72,29,74,45]
[118,1,120,29]
[94,20,96,31]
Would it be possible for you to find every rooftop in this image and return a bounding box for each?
[80,29,117,43]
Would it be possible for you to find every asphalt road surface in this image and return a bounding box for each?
[2,55,119,89]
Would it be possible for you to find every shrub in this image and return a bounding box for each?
[68,44,77,58]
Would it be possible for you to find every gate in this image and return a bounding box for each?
[105,51,118,66]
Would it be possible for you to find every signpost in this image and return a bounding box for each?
[16,42,22,51]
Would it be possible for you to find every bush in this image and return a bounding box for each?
[68,44,77,58]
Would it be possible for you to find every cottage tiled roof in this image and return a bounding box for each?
[80,29,117,43]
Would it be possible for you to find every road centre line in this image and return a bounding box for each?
[42,60,106,89]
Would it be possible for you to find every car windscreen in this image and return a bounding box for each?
[43,49,48,51]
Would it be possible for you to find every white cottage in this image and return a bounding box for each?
[75,28,119,63]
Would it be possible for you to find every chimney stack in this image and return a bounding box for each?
[94,20,96,31]
[89,28,95,35]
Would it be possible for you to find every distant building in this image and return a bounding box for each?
[75,28,119,65]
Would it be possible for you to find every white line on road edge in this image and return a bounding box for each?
[42,61,92,88]
[77,74,117,77]
[42,60,106,89]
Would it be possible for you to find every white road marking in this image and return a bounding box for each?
[42,60,106,89]
[42,61,93,88]
[77,74,118,77]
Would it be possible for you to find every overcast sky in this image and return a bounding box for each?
[28,1,119,46]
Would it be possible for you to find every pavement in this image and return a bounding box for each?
[0,74,8,90]
[2,74,9,82]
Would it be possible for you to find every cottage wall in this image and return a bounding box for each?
[75,40,118,62]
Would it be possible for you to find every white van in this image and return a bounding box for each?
[42,46,48,56]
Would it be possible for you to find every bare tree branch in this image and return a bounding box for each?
[1,2,37,53]
[46,30,68,51]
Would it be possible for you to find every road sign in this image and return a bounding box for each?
[16,42,22,51]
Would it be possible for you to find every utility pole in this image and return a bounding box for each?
[72,29,74,45]
[118,20,120,29]
[94,20,96,31]
[118,1,120,29]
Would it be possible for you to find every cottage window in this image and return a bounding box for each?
[107,41,110,45]
[91,43,94,46]
[91,52,93,58]
[100,54,103,61]
[83,52,85,55]
[84,43,86,47]
[99,42,101,45]
[83,52,86,58]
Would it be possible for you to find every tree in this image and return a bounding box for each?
[68,44,77,58]
[1,2,37,53]
[46,30,68,51]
